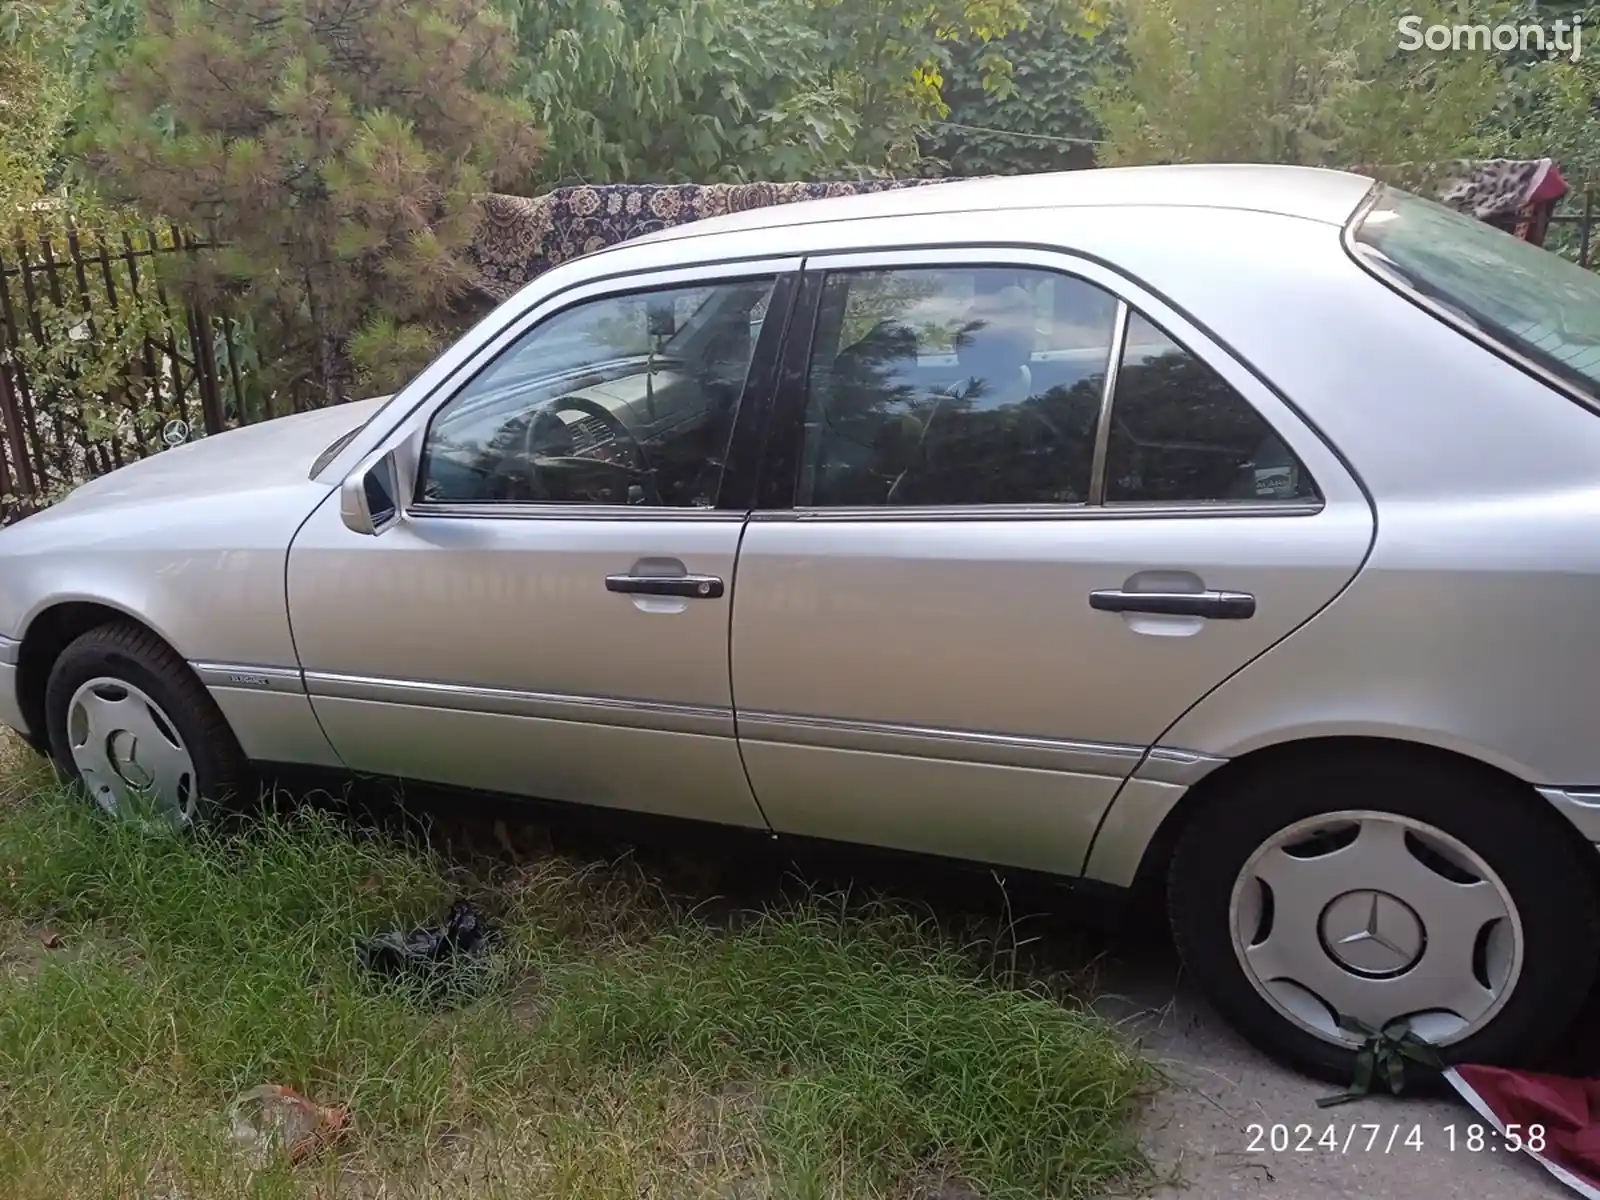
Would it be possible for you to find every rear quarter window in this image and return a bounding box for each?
[1351,188,1600,403]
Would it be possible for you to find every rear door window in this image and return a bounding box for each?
[796,265,1119,507]
[793,262,1317,509]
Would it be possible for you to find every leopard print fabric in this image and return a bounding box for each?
[1436,158,1556,221]
[466,179,957,303]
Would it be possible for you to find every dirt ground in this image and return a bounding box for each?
[1101,944,1566,1198]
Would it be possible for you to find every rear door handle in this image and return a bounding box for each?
[605,573,725,599]
[1089,589,1256,619]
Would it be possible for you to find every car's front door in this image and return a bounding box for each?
[729,249,1375,875]
[287,265,795,828]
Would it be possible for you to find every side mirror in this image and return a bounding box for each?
[340,446,406,536]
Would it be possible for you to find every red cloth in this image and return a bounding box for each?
[1529,162,1571,206]
[1446,1065,1600,1197]
[1517,161,1569,247]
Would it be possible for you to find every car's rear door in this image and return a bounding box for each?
[729,247,1374,875]
[287,262,797,829]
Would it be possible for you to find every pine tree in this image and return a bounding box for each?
[81,0,543,406]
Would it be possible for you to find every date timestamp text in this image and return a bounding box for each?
[1246,1123,1547,1154]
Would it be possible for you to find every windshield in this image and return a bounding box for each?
[1351,187,1600,402]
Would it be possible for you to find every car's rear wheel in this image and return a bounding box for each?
[1168,750,1600,1082]
[44,621,246,827]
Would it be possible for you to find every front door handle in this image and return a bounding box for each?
[1089,588,1256,619]
[605,573,725,600]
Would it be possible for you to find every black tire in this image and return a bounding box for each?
[1168,748,1600,1084]
[44,620,248,820]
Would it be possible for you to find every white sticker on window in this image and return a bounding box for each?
[1254,465,1295,498]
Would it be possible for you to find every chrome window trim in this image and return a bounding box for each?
[302,670,733,738]
[407,503,746,524]
[0,636,17,667]
[1101,500,1324,518]
[748,500,1324,523]
[1087,300,1130,505]
[798,246,1082,273]
[795,245,1331,517]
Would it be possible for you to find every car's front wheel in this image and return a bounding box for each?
[44,621,247,827]
[1168,749,1600,1082]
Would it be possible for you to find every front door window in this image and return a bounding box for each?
[419,277,778,507]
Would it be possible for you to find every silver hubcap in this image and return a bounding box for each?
[1230,811,1522,1047]
[66,677,197,824]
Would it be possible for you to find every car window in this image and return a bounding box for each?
[1354,187,1600,400]
[419,277,776,507]
[797,266,1119,507]
[1104,313,1318,504]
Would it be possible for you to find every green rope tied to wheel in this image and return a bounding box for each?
[1317,1017,1442,1108]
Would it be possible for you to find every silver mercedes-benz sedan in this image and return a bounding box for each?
[4,163,1600,1080]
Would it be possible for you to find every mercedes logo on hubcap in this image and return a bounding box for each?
[1319,890,1425,977]
[107,729,153,790]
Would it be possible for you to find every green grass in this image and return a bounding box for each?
[0,750,1153,1199]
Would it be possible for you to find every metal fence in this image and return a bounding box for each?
[0,224,259,525]
[1548,185,1596,267]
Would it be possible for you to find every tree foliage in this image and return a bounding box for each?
[0,4,78,213]
[923,1,1113,176]
[1508,3,1600,186]
[803,0,1032,168]
[12,283,179,479]
[506,0,848,183]
[4,0,141,94]
[1524,58,1600,180]
[504,0,1031,186]
[1087,0,1514,175]
[2,1,193,501]
[2,0,146,211]
[80,0,544,406]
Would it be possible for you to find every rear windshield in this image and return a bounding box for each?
[1351,187,1600,402]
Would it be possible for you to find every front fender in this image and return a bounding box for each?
[0,481,344,768]
[2,482,326,670]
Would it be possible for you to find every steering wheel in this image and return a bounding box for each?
[518,395,662,505]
